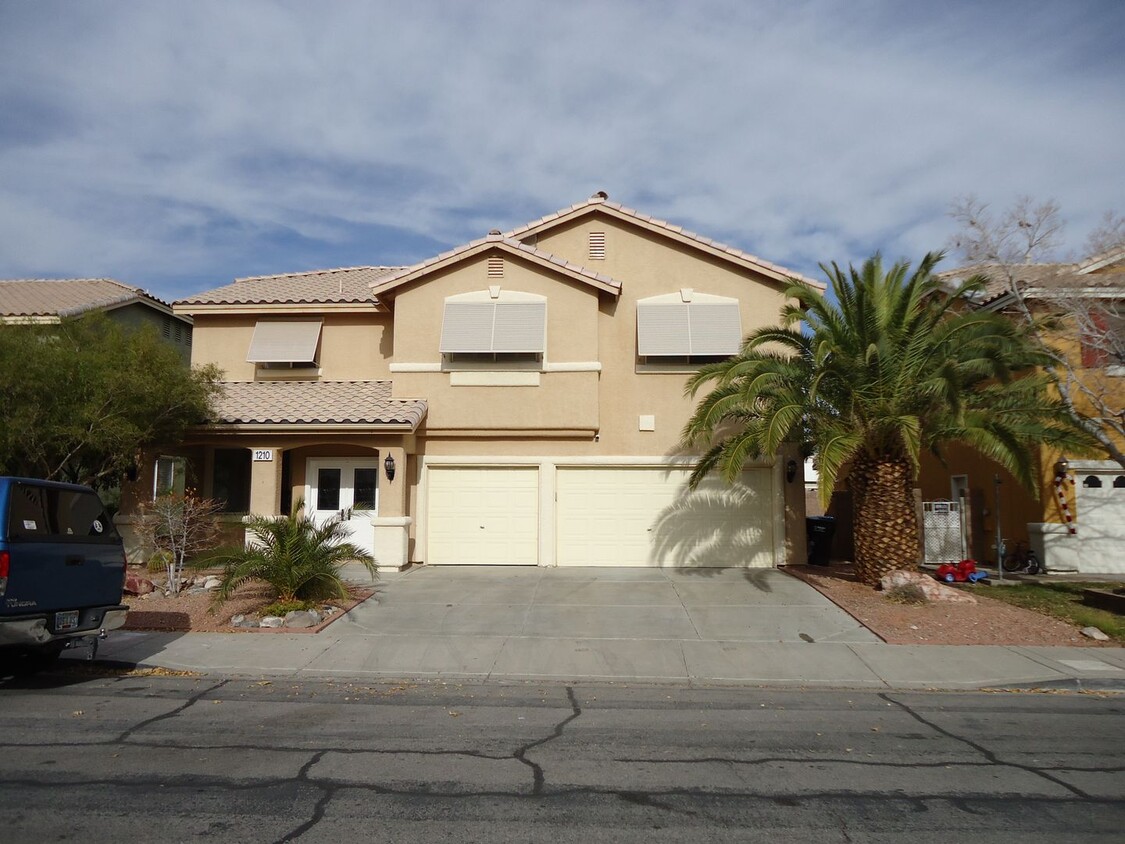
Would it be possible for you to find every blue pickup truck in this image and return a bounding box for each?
[0,477,129,673]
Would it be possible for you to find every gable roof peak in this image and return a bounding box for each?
[504,197,822,289]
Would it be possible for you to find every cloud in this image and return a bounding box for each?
[1,0,1122,300]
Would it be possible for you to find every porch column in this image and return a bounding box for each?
[373,445,411,571]
[247,446,284,517]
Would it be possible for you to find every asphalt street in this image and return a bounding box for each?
[0,668,1122,842]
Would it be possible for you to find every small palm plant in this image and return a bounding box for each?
[211,499,376,604]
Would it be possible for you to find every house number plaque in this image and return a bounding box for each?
[253,449,274,462]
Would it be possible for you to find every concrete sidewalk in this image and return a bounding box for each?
[64,566,1125,691]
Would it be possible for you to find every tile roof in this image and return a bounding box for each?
[938,258,1125,305]
[212,380,427,428]
[176,267,404,307]
[503,193,823,289]
[368,234,622,297]
[0,277,174,318]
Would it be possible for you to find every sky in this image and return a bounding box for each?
[1,0,1122,303]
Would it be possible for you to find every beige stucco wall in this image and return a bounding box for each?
[189,312,392,380]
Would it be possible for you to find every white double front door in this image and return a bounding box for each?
[305,459,379,556]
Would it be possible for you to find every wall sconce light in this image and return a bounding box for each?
[1054,457,1070,477]
[383,453,396,482]
[786,459,798,484]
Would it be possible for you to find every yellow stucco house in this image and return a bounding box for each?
[120,194,820,571]
[921,247,1125,574]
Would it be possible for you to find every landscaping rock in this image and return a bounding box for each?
[231,614,245,625]
[203,577,222,590]
[880,570,978,604]
[259,616,284,628]
[124,574,155,596]
[1081,626,1110,641]
[283,610,321,629]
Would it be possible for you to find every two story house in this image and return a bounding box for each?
[129,194,819,570]
[0,277,194,362]
[921,246,1125,574]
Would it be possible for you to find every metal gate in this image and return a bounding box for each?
[922,500,967,564]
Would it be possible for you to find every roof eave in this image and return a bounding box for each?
[174,301,388,316]
[369,238,622,298]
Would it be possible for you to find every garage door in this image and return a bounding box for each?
[556,467,774,567]
[426,466,539,565]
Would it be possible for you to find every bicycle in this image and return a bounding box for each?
[1001,539,1041,574]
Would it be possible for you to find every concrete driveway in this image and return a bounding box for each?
[339,565,878,645]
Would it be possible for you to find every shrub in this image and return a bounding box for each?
[260,599,316,618]
[210,499,376,604]
[884,583,929,605]
[137,491,224,595]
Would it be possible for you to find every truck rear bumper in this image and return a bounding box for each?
[0,605,128,648]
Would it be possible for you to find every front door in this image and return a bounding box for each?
[305,459,379,556]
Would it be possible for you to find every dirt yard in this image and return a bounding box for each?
[786,564,1109,646]
[122,574,374,633]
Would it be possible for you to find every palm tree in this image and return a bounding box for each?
[212,500,376,603]
[682,252,1095,586]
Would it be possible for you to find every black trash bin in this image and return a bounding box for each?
[806,516,836,566]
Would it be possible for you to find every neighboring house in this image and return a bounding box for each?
[919,247,1125,574]
[0,277,194,362]
[122,193,819,570]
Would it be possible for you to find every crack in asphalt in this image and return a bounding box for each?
[879,692,1093,799]
[115,679,229,742]
[273,750,330,844]
[4,679,1119,836]
[513,685,581,795]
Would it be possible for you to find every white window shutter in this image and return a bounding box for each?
[246,320,322,363]
[440,302,496,352]
[637,298,741,356]
[492,302,547,352]
[688,302,742,355]
[637,303,691,355]
[440,300,547,353]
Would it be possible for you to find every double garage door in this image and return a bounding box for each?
[426,465,775,567]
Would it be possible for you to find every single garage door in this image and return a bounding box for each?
[426,466,539,565]
[556,466,774,567]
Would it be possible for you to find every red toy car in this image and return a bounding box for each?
[935,560,989,584]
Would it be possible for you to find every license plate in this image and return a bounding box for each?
[55,610,80,632]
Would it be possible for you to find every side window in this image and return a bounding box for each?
[154,456,187,499]
[212,448,251,513]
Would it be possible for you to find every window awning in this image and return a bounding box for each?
[246,320,323,363]
[440,301,546,353]
[637,300,742,356]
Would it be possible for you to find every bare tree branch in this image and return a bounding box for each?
[948,196,1125,469]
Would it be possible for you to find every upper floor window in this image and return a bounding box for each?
[439,290,546,369]
[636,290,742,371]
[246,319,322,369]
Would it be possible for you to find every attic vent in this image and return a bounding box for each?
[589,231,606,261]
[487,256,504,278]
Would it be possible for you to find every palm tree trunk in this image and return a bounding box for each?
[850,457,920,586]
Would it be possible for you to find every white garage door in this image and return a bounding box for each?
[556,467,775,567]
[426,466,539,565]
[1076,469,1125,575]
